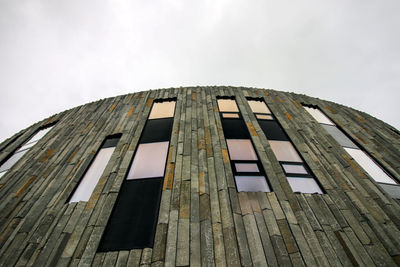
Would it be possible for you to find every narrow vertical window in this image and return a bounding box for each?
[247,98,323,194]
[0,124,54,179]
[98,98,176,251]
[217,97,271,192]
[68,135,121,203]
[303,104,399,198]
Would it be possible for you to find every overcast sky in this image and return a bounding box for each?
[1,0,399,143]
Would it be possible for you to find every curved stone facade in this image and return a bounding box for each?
[0,86,399,266]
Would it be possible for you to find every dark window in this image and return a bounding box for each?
[99,99,175,251]
[140,118,173,143]
[98,178,163,251]
[222,118,249,139]
[258,120,289,141]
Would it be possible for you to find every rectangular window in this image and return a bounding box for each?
[287,177,324,194]
[321,124,358,149]
[68,135,120,203]
[148,101,176,119]
[268,141,302,162]
[226,139,258,161]
[235,163,260,172]
[344,148,396,184]
[247,98,324,194]
[217,99,239,112]
[303,106,334,125]
[217,97,271,192]
[99,98,176,251]
[0,124,54,179]
[235,176,271,192]
[303,104,399,198]
[126,141,169,180]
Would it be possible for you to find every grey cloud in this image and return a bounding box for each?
[1,0,400,142]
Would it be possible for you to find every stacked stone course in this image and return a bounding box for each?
[0,87,399,266]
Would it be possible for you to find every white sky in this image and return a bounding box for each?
[1,0,399,143]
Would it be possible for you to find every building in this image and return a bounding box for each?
[0,86,399,266]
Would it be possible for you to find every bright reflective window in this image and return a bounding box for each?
[287,177,323,194]
[226,139,258,160]
[256,114,273,120]
[303,106,334,125]
[282,164,308,174]
[269,141,302,162]
[0,125,54,178]
[217,99,239,112]
[127,141,169,179]
[0,150,28,173]
[235,163,259,172]
[248,100,271,114]
[149,101,176,119]
[69,147,116,203]
[235,176,270,192]
[344,147,396,184]
[222,113,240,118]
[28,127,53,143]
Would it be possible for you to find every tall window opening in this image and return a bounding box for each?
[303,104,399,198]
[217,97,271,192]
[98,98,176,251]
[68,134,121,203]
[247,98,323,194]
[0,124,55,179]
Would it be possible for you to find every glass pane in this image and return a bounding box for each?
[0,150,28,173]
[321,124,358,149]
[287,177,323,194]
[127,141,169,179]
[282,164,308,174]
[217,99,239,112]
[235,176,270,192]
[256,114,273,120]
[28,126,53,143]
[248,100,271,114]
[69,147,116,203]
[149,101,176,119]
[303,106,334,125]
[17,141,37,152]
[379,183,400,199]
[226,139,258,160]
[222,113,239,118]
[344,147,396,184]
[258,120,289,141]
[235,163,259,172]
[269,141,302,162]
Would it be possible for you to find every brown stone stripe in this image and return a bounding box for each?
[247,122,258,136]
[163,146,175,190]
[14,176,36,197]
[146,97,154,107]
[109,103,117,111]
[284,112,293,120]
[125,107,134,118]
[221,149,230,163]
[39,148,55,162]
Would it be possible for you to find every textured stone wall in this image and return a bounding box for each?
[0,87,399,266]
